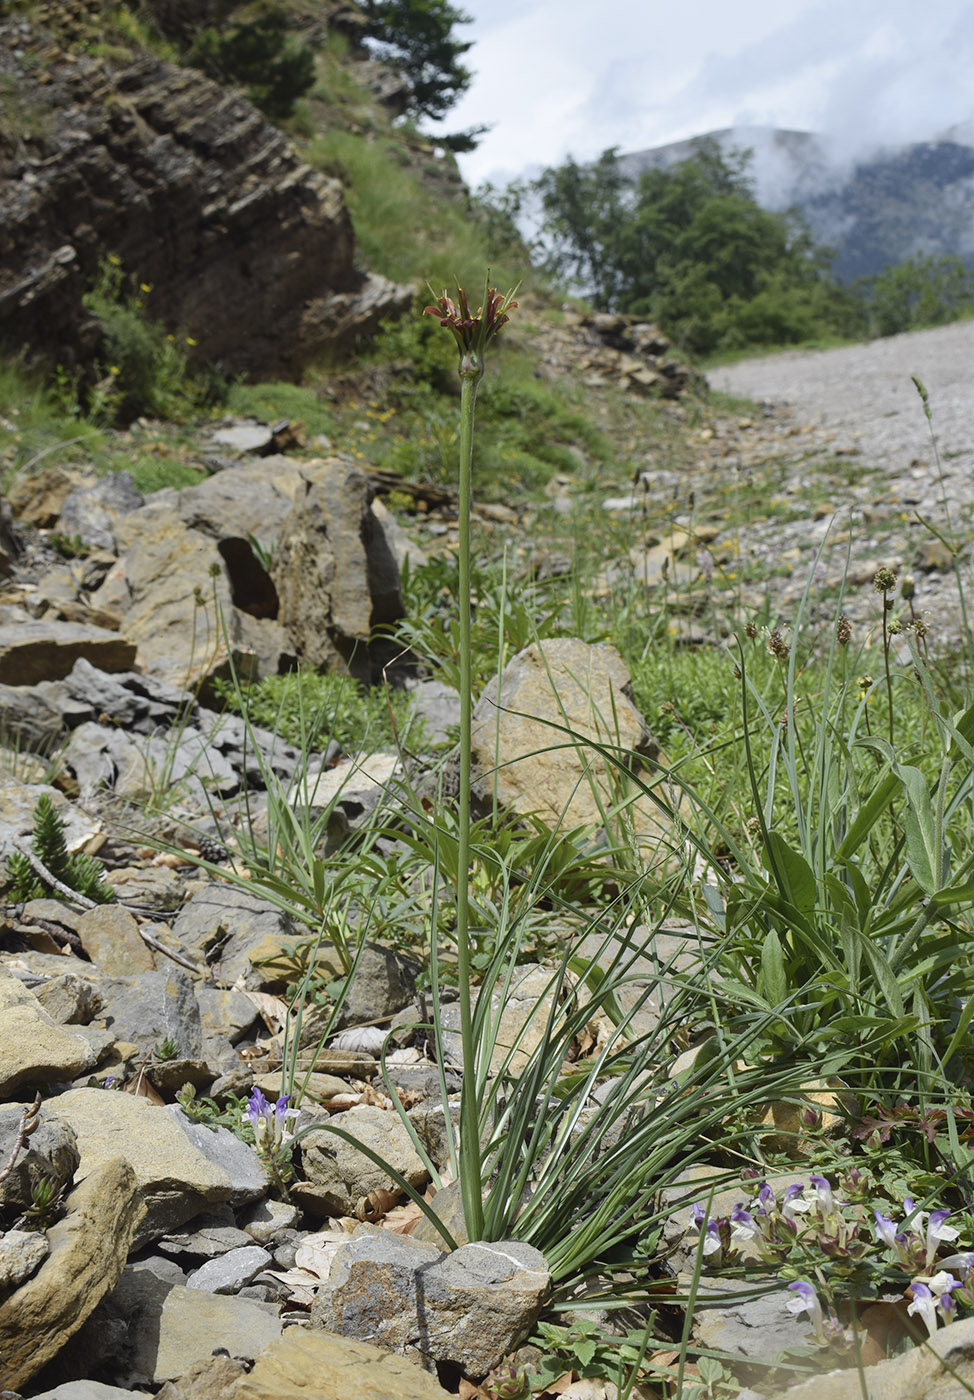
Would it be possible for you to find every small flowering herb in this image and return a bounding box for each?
[246,1087,299,1195]
[422,275,518,1244]
[692,1172,974,1353]
[246,1087,298,1152]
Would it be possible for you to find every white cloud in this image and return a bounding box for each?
[438,0,974,186]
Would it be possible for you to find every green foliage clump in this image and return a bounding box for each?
[533,142,862,356]
[5,793,115,904]
[224,380,337,440]
[352,310,611,496]
[361,0,473,122]
[213,669,414,752]
[862,253,974,337]
[187,7,315,119]
[81,256,220,423]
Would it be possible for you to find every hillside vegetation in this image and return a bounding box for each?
[6,9,974,1396]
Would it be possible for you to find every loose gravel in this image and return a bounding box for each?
[702,320,974,647]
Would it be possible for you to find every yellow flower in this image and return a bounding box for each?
[140,282,151,293]
[107,253,122,267]
[109,365,120,375]
[185,336,197,346]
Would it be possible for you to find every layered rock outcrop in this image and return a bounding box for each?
[0,8,411,378]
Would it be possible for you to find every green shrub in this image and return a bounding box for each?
[187,8,315,120]
[82,256,220,423]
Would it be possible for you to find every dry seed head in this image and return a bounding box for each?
[873,567,897,594]
[744,620,759,640]
[767,627,789,659]
[887,618,903,636]
[836,615,852,645]
[912,617,930,640]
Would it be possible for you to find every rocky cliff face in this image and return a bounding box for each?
[0,7,411,378]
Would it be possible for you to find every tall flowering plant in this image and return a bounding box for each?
[423,277,518,1243]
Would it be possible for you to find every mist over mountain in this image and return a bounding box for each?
[618,126,974,282]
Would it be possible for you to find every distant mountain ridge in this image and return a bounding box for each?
[618,126,974,282]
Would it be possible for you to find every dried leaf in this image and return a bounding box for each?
[381,1199,425,1235]
[355,1185,402,1222]
[240,990,289,1034]
[151,851,189,868]
[857,1297,910,1364]
[457,1380,484,1399]
[121,1067,165,1104]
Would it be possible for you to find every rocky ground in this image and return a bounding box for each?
[1,321,974,1400]
[703,319,974,646]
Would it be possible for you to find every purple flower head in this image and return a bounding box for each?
[731,1205,760,1245]
[247,1086,298,1151]
[908,1281,939,1337]
[808,1175,835,1212]
[926,1209,960,1268]
[941,1253,974,1279]
[782,1182,810,1223]
[874,1208,899,1248]
[757,1182,776,1213]
[786,1281,826,1344]
[702,1220,722,1256]
[246,1086,272,1126]
[691,1202,707,1227]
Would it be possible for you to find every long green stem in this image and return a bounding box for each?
[457,365,484,1242]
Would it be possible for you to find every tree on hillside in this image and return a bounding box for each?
[360,0,474,122]
[187,7,315,119]
[533,142,859,354]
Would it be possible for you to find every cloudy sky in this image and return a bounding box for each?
[437,0,974,188]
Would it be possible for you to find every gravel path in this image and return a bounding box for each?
[708,320,974,510]
[693,321,974,647]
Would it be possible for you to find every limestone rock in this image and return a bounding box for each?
[186,1244,272,1294]
[690,1276,813,1380]
[270,461,403,681]
[0,619,136,685]
[95,967,203,1060]
[77,904,156,975]
[0,1228,49,1293]
[0,967,96,1095]
[153,1352,249,1400]
[0,1157,144,1393]
[471,637,673,852]
[0,1101,80,1212]
[52,1088,234,1245]
[34,972,101,1026]
[0,680,66,749]
[165,1108,268,1208]
[0,776,101,863]
[58,473,145,553]
[74,1268,282,1387]
[297,1105,429,1217]
[0,21,410,379]
[236,1328,448,1400]
[28,1384,150,1400]
[172,884,300,988]
[36,658,198,735]
[311,1230,550,1377]
[764,1312,974,1398]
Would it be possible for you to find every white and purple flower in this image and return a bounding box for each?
[786,1280,827,1344]
[247,1087,298,1153]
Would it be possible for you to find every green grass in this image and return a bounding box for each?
[303,128,521,294]
[225,380,337,440]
